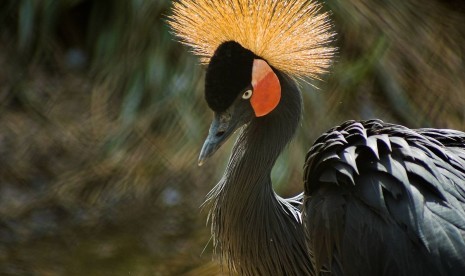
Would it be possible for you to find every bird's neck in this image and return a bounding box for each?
[207,76,313,275]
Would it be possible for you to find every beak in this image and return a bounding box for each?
[198,111,237,166]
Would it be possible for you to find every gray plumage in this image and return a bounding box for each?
[304,119,465,275]
[204,73,465,275]
[205,74,313,275]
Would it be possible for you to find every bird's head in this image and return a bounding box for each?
[198,41,282,165]
[168,0,336,165]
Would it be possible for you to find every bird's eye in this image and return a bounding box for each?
[242,89,253,100]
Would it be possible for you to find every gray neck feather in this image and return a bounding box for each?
[206,76,314,275]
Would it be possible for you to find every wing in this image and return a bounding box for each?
[302,119,465,276]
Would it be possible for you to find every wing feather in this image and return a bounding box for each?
[303,119,465,276]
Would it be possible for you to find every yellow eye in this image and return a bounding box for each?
[242,89,253,100]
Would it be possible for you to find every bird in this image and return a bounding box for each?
[169,0,465,275]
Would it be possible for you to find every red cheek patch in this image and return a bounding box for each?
[251,59,281,117]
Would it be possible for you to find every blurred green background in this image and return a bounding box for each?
[0,0,464,275]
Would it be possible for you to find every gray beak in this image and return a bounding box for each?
[198,111,236,166]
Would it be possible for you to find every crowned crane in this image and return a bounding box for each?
[169,1,465,275]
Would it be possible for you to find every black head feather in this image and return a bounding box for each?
[205,41,256,112]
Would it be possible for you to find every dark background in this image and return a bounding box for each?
[0,0,464,275]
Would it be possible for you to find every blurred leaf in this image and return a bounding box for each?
[18,0,34,51]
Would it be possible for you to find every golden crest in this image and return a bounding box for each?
[169,0,336,81]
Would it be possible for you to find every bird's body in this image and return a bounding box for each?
[206,69,465,275]
[169,1,465,275]
[305,120,465,275]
